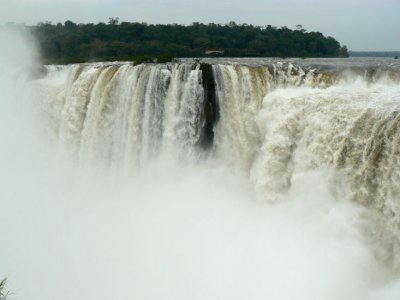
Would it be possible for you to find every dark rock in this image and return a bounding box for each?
[197,63,219,149]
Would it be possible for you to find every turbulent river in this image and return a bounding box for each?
[2,29,400,300]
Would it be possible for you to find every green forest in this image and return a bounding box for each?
[30,19,349,64]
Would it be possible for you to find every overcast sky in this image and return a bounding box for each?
[1,0,399,51]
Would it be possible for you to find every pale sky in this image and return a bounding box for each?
[1,0,399,51]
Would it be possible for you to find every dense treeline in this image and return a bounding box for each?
[30,19,349,64]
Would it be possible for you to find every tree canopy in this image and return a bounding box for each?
[30,20,349,64]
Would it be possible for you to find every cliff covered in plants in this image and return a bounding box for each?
[28,20,348,64]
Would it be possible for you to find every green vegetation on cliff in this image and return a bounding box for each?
[29,20,348,64]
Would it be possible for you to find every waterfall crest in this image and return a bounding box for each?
[32,61,400,268]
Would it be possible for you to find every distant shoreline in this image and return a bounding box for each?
[350,51,400,58]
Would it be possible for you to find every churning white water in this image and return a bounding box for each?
[1,27,400,300]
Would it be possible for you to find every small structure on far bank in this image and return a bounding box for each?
[205,49,225,56]
[395,56,399,59]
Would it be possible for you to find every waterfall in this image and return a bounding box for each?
[32,63,207,169]
[30,60,400,270]
[250,83,400,267]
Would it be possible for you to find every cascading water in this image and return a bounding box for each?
[251,83,400,267]
[33,61,357,168]
[33,63,206,169]
[4,40,400,299]
[30,60,400,269]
